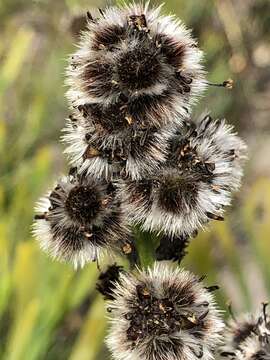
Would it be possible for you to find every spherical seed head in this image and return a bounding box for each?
[221,315,258,358]
[106,262,224,360]
[121,114,247,237]
[33,173,133,268]
[66,3,206,128]
[234,335,270,360]
[221,305,270,359]
[62,114,175,180]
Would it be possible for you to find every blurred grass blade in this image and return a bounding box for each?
[0,28,34,95]
[69,296,107,360]
[4,299,40,360]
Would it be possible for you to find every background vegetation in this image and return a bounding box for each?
[0,0,270,359]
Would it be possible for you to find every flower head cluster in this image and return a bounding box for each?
[67,3,205,117]
[61,3,247,263]
[220,304,270,359]
[35,3,245,264]
[106,262,224,360]
[120,113,246,241]
[63,2,206,180]
[32,3,252,359]
[34,2,247,266]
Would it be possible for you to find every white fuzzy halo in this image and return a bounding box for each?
[33,175,131,268]
[120,115,247,237]
[106,262,224,360]
[66,2,207,126]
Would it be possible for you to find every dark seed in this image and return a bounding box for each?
[205,285,219,292]
[206,212,224,221]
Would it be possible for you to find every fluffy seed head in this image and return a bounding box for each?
[62,114,175,180]
[106,262,224,360]
[120,114,247,237]
[235,336,270,360]
[66,2,206,130]
[220,304,270,360]
[33,173,133,268]
[221,314,258,357]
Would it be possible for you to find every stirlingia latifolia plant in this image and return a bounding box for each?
[32,3,267,360]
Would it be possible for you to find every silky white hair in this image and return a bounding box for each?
[106,262,224,360]
[120,115,247,237]
[66,2,206,124]
[33,175,132,268]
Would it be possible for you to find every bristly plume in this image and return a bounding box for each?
[220,303,270,360]
[62,113,175,180]
[120,114,247,237]
[33,171,135,268]
[106,262,224,360]
[234,336,270,360]
[220,314,258,358]
[65,2,206,155]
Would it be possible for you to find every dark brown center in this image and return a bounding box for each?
[65,185,101,226]
[158,177,198,214]
[116,45,161,91]
[125,284,197,344]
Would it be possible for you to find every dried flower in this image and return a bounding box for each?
[65,2,206,158]
[235,335,270,360]
[62,114,175,180]
[220,304,270,359]
[120,114,247,237]
[33,172,134,268]
[106,262,224,360]
[32,5,250,359]
[221,314,258,357]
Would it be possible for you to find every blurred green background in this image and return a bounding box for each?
[0,0,270,359]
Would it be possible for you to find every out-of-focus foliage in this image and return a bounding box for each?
[0,0,269,359]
